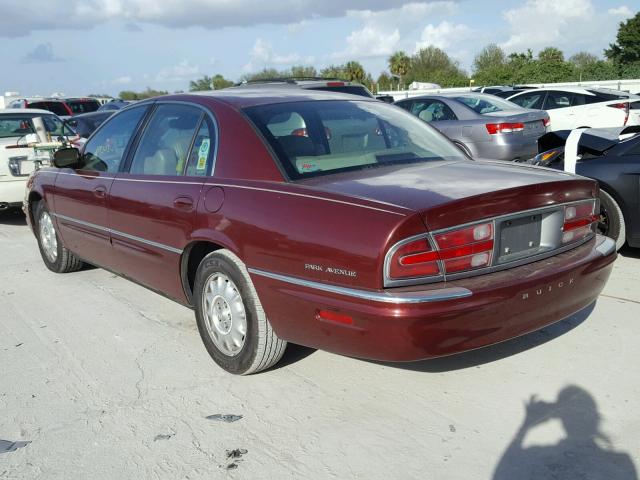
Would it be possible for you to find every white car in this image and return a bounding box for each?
[506,87,640,131]
[0,109,74,211]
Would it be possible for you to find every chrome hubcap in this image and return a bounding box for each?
[39,211,58,262]
[202,273,246,356]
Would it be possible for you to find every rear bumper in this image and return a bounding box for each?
[250,235,615,361]
[470,135,539,161]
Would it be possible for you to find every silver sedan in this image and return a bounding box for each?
[395,93,550,161]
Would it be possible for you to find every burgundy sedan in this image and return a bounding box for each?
[24,90,616,374]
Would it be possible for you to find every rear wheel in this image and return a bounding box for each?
[34,202,84,273]
[597,190,626,251]
[193,249,287,375]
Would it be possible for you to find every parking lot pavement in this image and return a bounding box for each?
[1,210,638,480]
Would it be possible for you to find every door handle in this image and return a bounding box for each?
[173,196,194,211]
[93,186,107,199]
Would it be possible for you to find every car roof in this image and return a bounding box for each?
[0,108,56,115]
[175,88,378,109]
[397,92,503,101]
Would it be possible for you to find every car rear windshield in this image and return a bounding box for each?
[310,85,373,98]
[244,100,465,180]
[66,99,100,114]
[453,95,520,114]
[0,114,70,139]
[29,101,69,117]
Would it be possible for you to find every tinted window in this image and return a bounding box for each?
[81,106,147,173]
[67,100,100,114]
[245,100,465,180]
[129,104,201,176]
[395,101,412,111]
[410,100,457,121]
[185,119,215,176]
[30,102,69,116]
[0,114,70,138]
[510,92,545,110]
[543,91,572,110]
[311,86,374,98]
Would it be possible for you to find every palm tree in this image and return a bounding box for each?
[344,61,366,83]
[389,51,410,89]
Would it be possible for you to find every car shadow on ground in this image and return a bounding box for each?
[0,209,27,226]
[370,302,596,373]
[619,245,640,259]
[492,384,638,480]
[272,344,317,369]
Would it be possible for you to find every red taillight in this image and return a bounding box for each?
[326,81,345,87]
[388,222,494,280]
[543,118,551,128]
[389,238,440,279]
[562,201,597,244]
[608,102,630,125]
[434,223,494,274]
[485,122,525,135]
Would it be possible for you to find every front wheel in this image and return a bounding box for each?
[34,202,84,273]
[193,249,287,375]
[597,190,626,251]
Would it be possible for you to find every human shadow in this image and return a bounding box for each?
[372,302,595,373]
[493,385,637,480]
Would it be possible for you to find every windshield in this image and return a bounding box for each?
[244,100,465,179]
[0,114,73,139]
[454,95,520,114]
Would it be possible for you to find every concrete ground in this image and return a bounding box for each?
[1,209,638,479]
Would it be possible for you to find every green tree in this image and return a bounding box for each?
[376,72,393,92]
[119,87,168,100]
[388,51,410,88]
[189,74,234,91]
[289,65,318,78]
[320,64,346,79]
[405,46,468,87]
[569,52,599,69]
[605,12,640,65]
[538,47,565,63]
[473,44,506,73]
[344,60,366,83]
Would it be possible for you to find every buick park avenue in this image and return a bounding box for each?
[24,90,616,374]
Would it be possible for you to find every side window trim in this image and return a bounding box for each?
[128,100,220,176]
[181,113,205,176]
[119,102,158,173]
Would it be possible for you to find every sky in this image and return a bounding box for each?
[0,0,635,97]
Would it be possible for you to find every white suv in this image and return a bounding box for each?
[0,109,73,211]
[507,87,639,130]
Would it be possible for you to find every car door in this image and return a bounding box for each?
[53,105,149,267]
[107,102,215,301]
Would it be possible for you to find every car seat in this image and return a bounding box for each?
[418,110,433,122]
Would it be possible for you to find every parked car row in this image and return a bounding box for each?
[8,97,102,118]
[21,88,617,376]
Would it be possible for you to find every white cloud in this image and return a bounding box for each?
[243,38,313,71]
[156,60,199,82]
[0,0,457,37]
[414,21,474,51]
[331,1,458,59]
[608,5,633,16]
[499,0,619,56]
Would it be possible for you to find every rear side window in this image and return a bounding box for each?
[510,92,544,110]
[30,101,69,116]
[411,100,457,121]
[129,104,202,176]
[185,119,214,176]
[81,106,147,173]
[67,100,100,114]
[543,91,571,110]
[245,100,465,180]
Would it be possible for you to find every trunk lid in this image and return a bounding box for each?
[299,160,597,230]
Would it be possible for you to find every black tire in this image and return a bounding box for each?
[34,202,84,273]
[193,249,287,375]
[598,190,626,251]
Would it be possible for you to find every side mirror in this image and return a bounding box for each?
[53,147,81,169]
